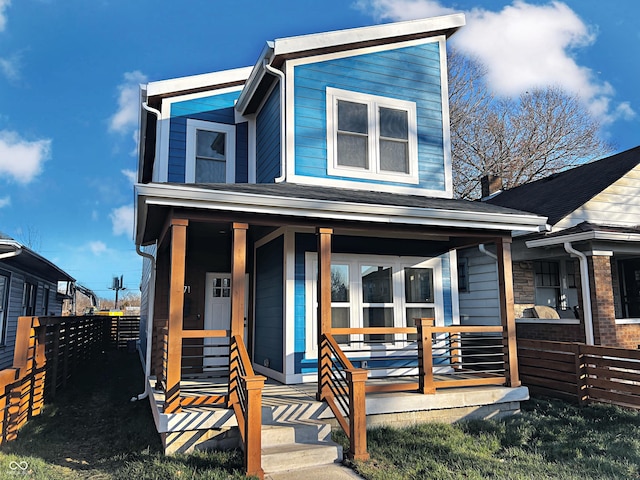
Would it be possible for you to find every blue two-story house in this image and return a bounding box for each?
[134,14,548,471]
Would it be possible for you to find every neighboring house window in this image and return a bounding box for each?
[306,254,442,355]
[185,119,236,183]
[457,258,469,293]
[23,281,37,316]
[618,258,640,318]
[326,87,419,184]
[42,285,50,315]
[534,261,560,308]
[0,273,9,343]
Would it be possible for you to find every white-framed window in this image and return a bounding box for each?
[305,253,443,357]
[326,87,419,184]
[185,119,236,183]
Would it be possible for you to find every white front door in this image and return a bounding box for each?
[204,273,231,371]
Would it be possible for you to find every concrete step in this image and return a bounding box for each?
[261,441,343,473]
[262,422,332,446]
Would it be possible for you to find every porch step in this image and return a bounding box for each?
[261,422,343,474]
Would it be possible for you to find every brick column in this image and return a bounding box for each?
[588,254,617,346]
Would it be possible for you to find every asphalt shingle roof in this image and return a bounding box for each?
[486,146,640,225]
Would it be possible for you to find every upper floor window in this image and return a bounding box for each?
[185,119,236,183]
[326,87,418,184]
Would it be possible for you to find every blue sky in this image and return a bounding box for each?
[0,0,638,299]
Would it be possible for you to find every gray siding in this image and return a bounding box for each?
[458,248,501,326]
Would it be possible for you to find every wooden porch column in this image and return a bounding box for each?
[496,236,520,387]
[164,218,188,414]
[231,223,248,339]
[317,228,333,401]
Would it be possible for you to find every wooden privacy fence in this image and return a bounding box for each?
[518,339,640,408]
[0,315,140,444]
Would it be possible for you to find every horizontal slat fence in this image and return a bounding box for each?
[0,315,140,444]
[518,339,640,408]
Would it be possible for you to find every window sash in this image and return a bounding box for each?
[327,87,418,184]
[185,119,235,184]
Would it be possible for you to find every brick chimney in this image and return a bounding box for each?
[481,174,503,198]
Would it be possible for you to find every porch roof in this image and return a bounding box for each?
[135,182,548,246]
[526,221,640,248]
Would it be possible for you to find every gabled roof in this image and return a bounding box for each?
[0,232,74,282]
[486,146,640,225]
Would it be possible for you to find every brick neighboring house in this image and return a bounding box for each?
[458,146,640,349]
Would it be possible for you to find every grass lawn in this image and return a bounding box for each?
[3,350,640,479]
[0,350,249,480]
[337,398,640,480]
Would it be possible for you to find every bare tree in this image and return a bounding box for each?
[448,49,612,199]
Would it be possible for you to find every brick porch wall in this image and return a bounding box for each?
[589,255,617,346]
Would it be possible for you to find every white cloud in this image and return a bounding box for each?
[0,195,9,208]
[355,0,635,123]
[121,168,137,184]
[0,54,20,82]
[109,70,147,135]
[0,130,51,183]
[0,0,10,32]
[89,241,107,255]
[109,204,134,238]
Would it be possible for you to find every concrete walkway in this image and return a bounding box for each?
[265,463,364,480]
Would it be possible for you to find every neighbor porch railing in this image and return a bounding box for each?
[319,319,512,459]
[0,315,138,444]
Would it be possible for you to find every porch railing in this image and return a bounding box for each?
[0,315,137,445]
[318,332,369,461]
[152,327,265,479]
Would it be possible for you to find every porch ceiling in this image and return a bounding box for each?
[135,183,548,246]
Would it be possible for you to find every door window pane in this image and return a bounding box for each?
[406,307,435,341]
[332,307,350,344]
[331,264,349,302]
[363,307,394,343]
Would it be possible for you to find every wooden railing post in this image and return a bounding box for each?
[317,228,333,401]
[244,375,266,480]
[496,237,521,387]
[231,223,248,339]
[164,218,188,414]
[346,368,369,461]
[416,318,435,394]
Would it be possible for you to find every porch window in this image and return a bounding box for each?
[534,261,560,308]
[185,119,236,184]
[326,87,418,184]
[306,253,443,355]
[618,258,640,318]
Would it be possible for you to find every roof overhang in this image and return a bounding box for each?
[236,13,465,115]
[135,183,548,246]
[0,239,74,282]
[527,230,640,249]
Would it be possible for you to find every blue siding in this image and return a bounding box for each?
[255,236,284,373]
[256,87,281,183]
[236,122,249,183]
[167,91,240,183]
[293,42,446,190]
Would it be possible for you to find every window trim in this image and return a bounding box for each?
[326,87,419,184]
[185,119,236,184]
[0,272,9,345]
[304,253,443,358]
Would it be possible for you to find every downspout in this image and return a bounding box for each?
[263,60,287,183]
[131,243,157,401]
[142,102,161,120]
[0,248,22,260]
[564,242,594,345]
[478,244,497,260]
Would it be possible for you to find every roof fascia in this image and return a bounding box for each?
[526,230,640,248]
[136,183,547,235]
[146,66,253,100]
